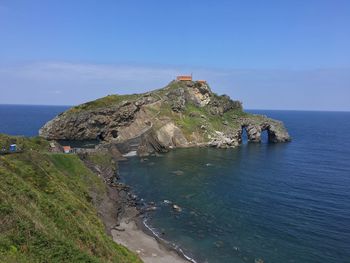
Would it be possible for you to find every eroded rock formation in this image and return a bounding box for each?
[240,118,291,143]
[39,80,291,155]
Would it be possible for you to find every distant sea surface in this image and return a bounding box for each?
[1,105,349,263]
[0,104,69,136]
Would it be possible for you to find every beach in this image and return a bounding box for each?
[112,206,190,263]
[78,149,193,263]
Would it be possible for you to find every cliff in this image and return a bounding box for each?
[39,80,291,155]
[0,134,142,263]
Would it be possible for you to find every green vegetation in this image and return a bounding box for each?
[148,99,248,141]
[66,93,144,114]
[153,80,186,97]
[83,151,116,170]
[0,135,141,263]
[0,134,49,152]
[178,105,245,139]
[55,80,254,144]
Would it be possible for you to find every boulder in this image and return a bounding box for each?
[172,204,182,212]
[172,170,184,176]
[156,122,188,147]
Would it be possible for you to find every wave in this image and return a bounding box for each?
[142,218,199,263]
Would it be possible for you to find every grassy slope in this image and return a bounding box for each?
[174,103,247,139]
[0,135,141,263]
[145,99,248,142]
[64,81,213,114]
[66,94,144,114]
[138,81,248,141]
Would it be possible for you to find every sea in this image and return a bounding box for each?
[1,104,349,263]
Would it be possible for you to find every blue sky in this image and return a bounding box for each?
[0,0,349,110]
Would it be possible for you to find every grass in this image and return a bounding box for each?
[152,101,248,142]
[0,134,49,153]
[83,152,116,170]
[0,135,142,263]
[175,103,207,137]
[66,94,144,114]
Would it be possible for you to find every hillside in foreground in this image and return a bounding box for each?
[0,134,141,263]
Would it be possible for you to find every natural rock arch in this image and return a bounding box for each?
[239,123,288,144]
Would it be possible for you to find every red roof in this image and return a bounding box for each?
[176,75,192,81]
[63,146,71,151]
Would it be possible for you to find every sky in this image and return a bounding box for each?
[0,0,349,110]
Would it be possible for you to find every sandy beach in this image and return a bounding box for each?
[112,207,190,263]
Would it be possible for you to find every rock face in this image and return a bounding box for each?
[39,95,157,142]
[155,122,188,147]
[40,80,291,155]
[209,95,242,116]
[165,81,212,111]
[241,120,291,143]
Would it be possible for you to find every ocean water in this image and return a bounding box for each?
[1,105,349,262]
[0,104,69,137]
[119,110,350,263]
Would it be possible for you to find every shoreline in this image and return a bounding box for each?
[79,150,198,263]
[112,205,195,263]
[141,217,198,263]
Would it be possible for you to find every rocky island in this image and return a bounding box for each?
[39,79,291,156]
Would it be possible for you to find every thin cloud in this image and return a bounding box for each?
[0,62,349,111]
[1,62,181,82]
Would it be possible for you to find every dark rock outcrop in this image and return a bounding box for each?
[40,95,158,141]
[137,129,168,157]
[209,95,242,116]
[166,87,186,112]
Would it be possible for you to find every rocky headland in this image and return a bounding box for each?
[39,80,291,156]
[0,81,291,262]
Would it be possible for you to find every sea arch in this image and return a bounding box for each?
[240,123,282,143]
